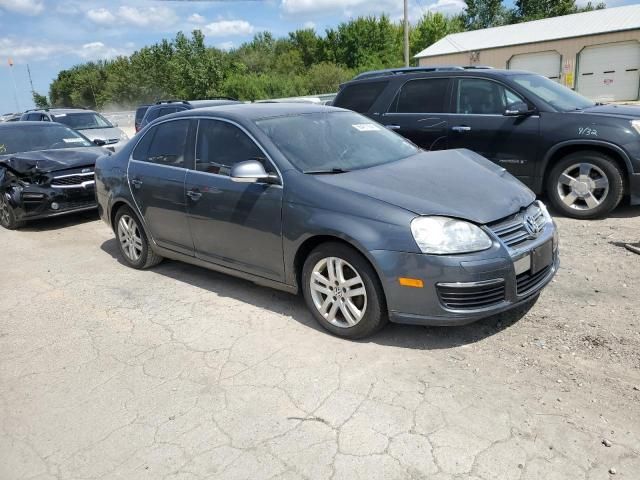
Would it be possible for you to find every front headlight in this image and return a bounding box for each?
[120,131,129,141]
[410,216,493,254]
[631,120,640,135]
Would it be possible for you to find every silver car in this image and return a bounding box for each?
[20,108,129,151]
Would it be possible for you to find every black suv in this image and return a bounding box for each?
[139,99,241,131]
[333,67,640,219]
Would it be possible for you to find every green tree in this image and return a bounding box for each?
[410,12,464,58]
[511,0,606,22]
[463,0,507,30]
[32,91,49,108]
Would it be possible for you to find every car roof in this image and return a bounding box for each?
[27,108,96,114]
[344,67,529,84]
[171,102,344,122]
[0,121,65,128]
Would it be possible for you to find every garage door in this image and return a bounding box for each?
[577,41,640,102]
[509,51,561,81]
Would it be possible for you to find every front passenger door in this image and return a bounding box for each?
[128,119,195,255]
[379,78,451,151]
[185,119,284,281]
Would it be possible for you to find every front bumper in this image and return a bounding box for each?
[371,222,558,326]
[7,184,97,221]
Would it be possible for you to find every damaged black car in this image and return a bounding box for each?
[0,122,110,230]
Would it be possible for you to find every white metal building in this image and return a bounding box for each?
[415,5,640,102]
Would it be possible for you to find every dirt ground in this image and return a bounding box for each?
[1,204,639,479]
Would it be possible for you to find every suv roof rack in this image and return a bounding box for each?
[353,65,494,80]
[155,97,238,105]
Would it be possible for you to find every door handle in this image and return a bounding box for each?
[385,125,401,130]
[130,179,143,188]
[451,125,472,133]
[186,190,202,201]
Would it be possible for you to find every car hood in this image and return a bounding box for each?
[314,149,535,225]
[580,104,640,120]
[0,147,107,175]
[77,127,126,142]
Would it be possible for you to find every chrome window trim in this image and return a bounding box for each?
[192,116,284,187]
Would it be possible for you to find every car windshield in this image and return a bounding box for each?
[0,124,93,155]
[255,111,419,172]
[511,74,595,111]
[52,112,113,130]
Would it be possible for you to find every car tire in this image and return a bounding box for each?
[0,194,24,230]
[546,151,624,219]
[114,206,162,269]
[302,242,388,339]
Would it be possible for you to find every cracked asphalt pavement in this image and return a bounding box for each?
[1,207,639,479]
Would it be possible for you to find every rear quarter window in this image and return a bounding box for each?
[334,81,388,113]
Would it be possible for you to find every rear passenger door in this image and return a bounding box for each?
[128,119,195,255]
[378,78,451,151]
[447,77,539,184]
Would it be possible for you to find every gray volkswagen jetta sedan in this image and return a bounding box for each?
[95,103,559,339]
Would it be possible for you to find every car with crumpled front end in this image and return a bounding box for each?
[95,103,559,339]
[0,121,110,229]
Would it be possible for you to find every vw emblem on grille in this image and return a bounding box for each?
[82,168,91,173]
[523,214,542,237]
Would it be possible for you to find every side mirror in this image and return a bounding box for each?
[230,160,277,184]
[504,101,531,116]
[93,139,106,146]
[112,122,119,127]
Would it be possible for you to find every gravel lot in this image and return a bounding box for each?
[1,205,639,479]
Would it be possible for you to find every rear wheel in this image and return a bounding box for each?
[302,242,387,339]
[546,151,624,219]
[114,206,162,269]
[0,194,24,230]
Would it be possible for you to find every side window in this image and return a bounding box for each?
[41,114,51,122]
[391,78,449,113]
[132,119,190,167]
[334,81,388,113]
[195,119,271,176]
[456,78,525,115]
[145,108,159,122]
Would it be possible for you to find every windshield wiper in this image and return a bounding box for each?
[303,168,350,174]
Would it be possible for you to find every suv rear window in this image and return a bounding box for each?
[390,78,449,113]
[334,81,388,113]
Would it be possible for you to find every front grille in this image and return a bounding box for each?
[51,172,94,188]
[517,265,552,295]
[437,280,506,310]
[489,203,546,248]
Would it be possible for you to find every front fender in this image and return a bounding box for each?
[282,202,417,287]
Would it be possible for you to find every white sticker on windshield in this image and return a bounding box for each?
[352,123,380,132]
[62,138,85,143]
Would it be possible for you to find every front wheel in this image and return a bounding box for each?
[302,242,387,339]
[0,194,24,230]
[546,151,624,219]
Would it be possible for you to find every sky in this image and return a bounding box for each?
[0,0,635,114]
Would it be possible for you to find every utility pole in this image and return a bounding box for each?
[27,64,35,96]
[8,58,20,112]
[403,0,410,67]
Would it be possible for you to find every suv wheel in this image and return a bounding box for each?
[546,151,623,219]
[302,242,387,339]
[0,194,24,230]
[114,206,162,269]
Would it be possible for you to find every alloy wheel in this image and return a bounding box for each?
[117,214,143,262]
[556,162,609,211]
[309,257,367,328]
